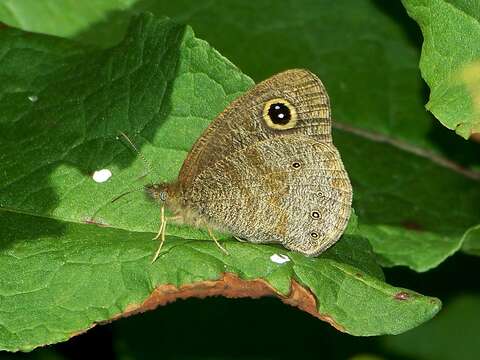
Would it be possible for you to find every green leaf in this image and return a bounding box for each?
[2,211,438,351]
[1,0,480,271]
[0,0,137,38]
[0,14,440,351]
[402,0,480,138]
[383,294,480,360]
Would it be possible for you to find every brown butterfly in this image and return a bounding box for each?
[146,69,352,261]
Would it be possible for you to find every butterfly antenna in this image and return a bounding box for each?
[118,131,152,179]
[111,185,146,203]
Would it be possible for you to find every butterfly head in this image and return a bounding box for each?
[145,183,169,203]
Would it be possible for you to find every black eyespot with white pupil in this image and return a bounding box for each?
[310,232,319,238]
[311,211,320,219]
[292,162,301,168]
[262,98,297,130]
[268,103,291,125]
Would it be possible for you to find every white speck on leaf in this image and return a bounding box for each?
[92,169,112,183]
[270,253,290,264]
[28,95,38,102]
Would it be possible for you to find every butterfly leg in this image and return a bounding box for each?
[207,227,229,255]
[153,206,165,241]
[233,235,247,243]
[151,206,167,263]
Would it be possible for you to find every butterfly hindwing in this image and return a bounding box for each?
[187,135,352,256]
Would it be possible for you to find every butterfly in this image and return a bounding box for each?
[145,69,352,261]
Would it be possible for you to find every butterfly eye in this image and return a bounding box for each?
[160,191,167,202]
[311,211,320,219]
[262,98,298,130]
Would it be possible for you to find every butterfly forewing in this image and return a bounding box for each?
[177,69,331,190]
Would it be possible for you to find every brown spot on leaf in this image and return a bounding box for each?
[355,273,363,278]
[69,273,345,341]
[402,221,423,231]
[83,217,110,227]
[394,291,410,301]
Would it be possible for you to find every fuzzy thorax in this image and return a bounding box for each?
[145,182,214,230]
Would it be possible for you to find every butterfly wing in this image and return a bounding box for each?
[177,69,332,190]
[186,134,352,256]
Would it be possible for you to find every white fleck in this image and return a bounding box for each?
[278,113,285,119]
[270,253,290,264]
[28,95,38,102]
[92,169,112,183]
[274,105,281,110]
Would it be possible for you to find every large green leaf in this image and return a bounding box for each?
[402,0,480,139]
[2,211,436,351]
[0,15,441,351]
